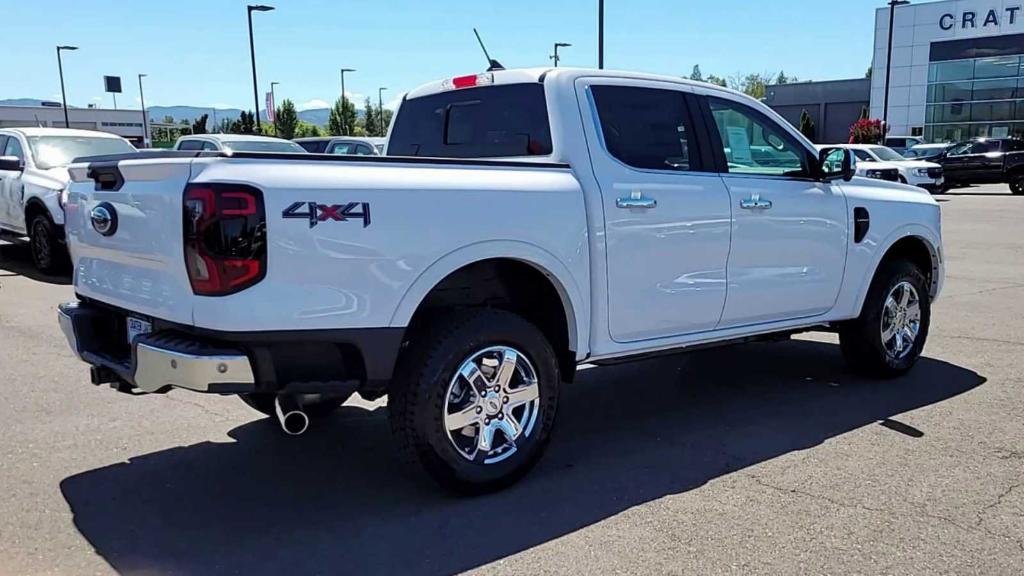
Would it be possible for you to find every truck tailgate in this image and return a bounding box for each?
[66,159,194,325]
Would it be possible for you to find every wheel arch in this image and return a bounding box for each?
[24,197,53,227]
[855,229,940,316]
[390,242,588,376]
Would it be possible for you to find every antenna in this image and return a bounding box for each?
[473,28,505,71]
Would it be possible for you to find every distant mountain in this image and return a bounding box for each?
[3,99,349,128]
[0,98,64,107]
[147,105,336,127]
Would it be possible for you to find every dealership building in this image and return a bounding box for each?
[871,0,1024,141]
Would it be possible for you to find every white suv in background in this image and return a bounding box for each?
[173,134,307,153]
[0,128,136,273]
[843,144,945,193]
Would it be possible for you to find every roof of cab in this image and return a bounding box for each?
[402,67,746,101]
[179,134,291,143]
[1,127,127,139]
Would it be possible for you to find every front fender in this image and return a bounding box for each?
[848,224,942,317]
[389,240,589,357]
[24,182,64,225]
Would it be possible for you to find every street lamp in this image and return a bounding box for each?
[340,68,355,135]
[56,45,78,128]
[378,87,387,136]
[138,74,149,146]
[598,0,604,69]
[247,4,275,132]
[270,81,279,135]
[882,0,911,142]
[550,42,572,67]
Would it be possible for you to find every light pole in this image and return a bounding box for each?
[270,81,279,135]
[56,45,78,128]
[882,0,910,142]
[138,74,149,146]
[247,4,274,132]
[598,0,604,69]
[340,68,355,135]
[551,42,571,67]
[377,87,387,136]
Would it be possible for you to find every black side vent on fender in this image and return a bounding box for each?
[854,207,870,243]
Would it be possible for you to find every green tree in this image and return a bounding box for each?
[775,71,790,85]
[162,115,175,124]
[705,74,728,87]
[229,111,256,134]
[328,96,358,135]
[363,97,378,136]
[274,99,299,140]
[689,65,703,82]
[191,113,209,135]
[865,66,872,79]
[294,121,322,138]
[859,105,869,121]
[730,72,773,99]
[798,109,816,141]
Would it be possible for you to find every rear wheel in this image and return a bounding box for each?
[389,309,559,494]
[1010,176,1024,195]
[839,259,931,378]
[29,213,67,275]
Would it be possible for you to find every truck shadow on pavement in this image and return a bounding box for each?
[60,339,984,576]
[0,242,71,285]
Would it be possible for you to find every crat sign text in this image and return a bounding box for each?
[940,7,1022,31]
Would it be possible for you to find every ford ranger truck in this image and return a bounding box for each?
[58,68,944,493]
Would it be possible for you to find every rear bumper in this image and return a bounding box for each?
[58,300,404,395]
[59,301,256,393]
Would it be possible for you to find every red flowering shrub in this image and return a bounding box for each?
[849,119,887,144]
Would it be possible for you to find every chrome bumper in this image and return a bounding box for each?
[59,301,255,394]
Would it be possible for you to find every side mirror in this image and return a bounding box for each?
[0,155,24,172]
[818,147,854,182]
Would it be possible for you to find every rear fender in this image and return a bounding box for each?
[389,240,588,357]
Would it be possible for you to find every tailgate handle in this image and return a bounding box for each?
[86,163,125,191]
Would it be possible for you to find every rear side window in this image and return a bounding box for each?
[298,140,328,153]
[591,85,696,171]
[177,139,203,151]
[388,83,552,158]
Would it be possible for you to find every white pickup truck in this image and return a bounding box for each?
[58,68,943,493]
[0,128,136,273]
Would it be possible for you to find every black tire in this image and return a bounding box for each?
[839,259,931,378]
[389,309,560,494]
[239,393,344,419]
[29,213,68,275]
[897,175,908,184]
[1011,177,1024,196]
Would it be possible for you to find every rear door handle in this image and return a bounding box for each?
[616,191,657,209]
[739,195,772,210]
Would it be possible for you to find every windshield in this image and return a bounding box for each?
[27,136,136,169]
[869,146,906,162]
[905,147,944,159]
[222,140,306,153]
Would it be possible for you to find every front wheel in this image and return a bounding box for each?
[839,259,931,378]
[389,309,559,494]
[1011,176,1024,196]
[29,213,68,274]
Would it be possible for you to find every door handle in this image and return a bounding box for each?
[616,191,657,209]
[739,195,772,210]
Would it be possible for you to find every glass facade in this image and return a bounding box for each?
[925,55,1024,142]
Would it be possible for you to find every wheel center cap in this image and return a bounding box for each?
[483,394,502,415]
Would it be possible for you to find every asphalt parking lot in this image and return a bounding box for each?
[0,184,1022,575]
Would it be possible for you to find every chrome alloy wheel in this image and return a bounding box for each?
[444,346,541,464]
[881,281,921,360]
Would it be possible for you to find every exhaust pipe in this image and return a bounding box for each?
[274,395,309,436]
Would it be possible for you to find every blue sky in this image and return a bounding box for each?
[4,0,879,112]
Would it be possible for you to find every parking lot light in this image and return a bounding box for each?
[56,45,78,128]
[247,4,275,132]
[378,87,387,136]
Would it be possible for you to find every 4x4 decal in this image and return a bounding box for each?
[282,201,371,228]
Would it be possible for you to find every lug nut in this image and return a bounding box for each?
[476,407,483,414]
[503,396,509,404]
[498,413,504,420]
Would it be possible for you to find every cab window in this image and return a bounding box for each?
[590,85,697,171]
[177,139,203,151]
[852,149,874,162]
[355,144,374,155]
[708,97,809,177]
[328,142,356,155]
[4,136,25,160]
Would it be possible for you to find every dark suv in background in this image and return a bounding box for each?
[937,138,1024,194]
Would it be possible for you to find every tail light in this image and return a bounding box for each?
[183,184,266,296]
[441,72,494,91]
